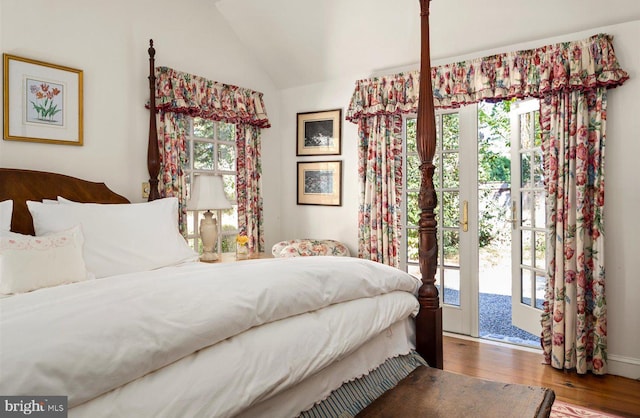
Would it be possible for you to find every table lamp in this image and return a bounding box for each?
[187,175,232,262]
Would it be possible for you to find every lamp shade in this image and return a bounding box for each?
[187,175,232,211]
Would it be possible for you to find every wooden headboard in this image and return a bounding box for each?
[0,168,129,235]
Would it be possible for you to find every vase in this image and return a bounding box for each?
[236,244,249,260]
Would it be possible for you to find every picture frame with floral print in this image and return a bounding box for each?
[297,160,342,206]
[3,54,83,145]
[296,109,341,156]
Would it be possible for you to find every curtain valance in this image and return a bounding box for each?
[154,66,270,128]
[346,33,628,122]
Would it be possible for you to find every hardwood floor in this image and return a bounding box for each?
[443,335,640,417]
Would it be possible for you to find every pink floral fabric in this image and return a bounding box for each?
[156,112,188,234]
[271,239,351,258]
[154,67,270,128]
[346,34,628,120]
[347,33,628,373]
[151,67,270,241]
[540,88,608,375]
[357,114,403,266]
[236,124,264,254]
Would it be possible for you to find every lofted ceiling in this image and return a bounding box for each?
[215,0,640,90]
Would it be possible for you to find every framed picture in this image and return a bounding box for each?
[3,54,83,145]
[297,161,342,206]
[296,109,341,156]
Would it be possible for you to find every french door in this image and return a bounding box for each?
[402,106,478,335]
[510,99,546,336]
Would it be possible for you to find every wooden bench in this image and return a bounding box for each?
[357,366,555,418]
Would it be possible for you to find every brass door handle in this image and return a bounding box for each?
[462,200,468,232]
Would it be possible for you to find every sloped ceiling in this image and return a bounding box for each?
[215,0,640,89]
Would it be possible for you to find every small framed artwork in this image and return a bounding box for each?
[296,109,341,156]
[3,54,83,145]
[297,161,342,206]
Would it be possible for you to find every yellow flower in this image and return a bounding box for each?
[236,235,249,246]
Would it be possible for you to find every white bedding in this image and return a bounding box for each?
[0,256,420,416]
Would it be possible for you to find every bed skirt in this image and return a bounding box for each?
[299,351,428,418]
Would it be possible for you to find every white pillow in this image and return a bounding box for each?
[0,200,12,231]
[27,197,198,278]
[0,226,89,294]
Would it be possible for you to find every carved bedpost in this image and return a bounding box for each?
[415,0,443,369]
[147,39,161,201]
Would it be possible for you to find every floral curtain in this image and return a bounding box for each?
[152,67,270,243]
[346,33,627,371]
[357,114,403,265]
[156,112,189,234]
[236,123,264,254]
[540,88,609,375]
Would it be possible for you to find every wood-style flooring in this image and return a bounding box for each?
[443,335,640,417]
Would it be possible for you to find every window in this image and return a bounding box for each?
[185,117,238,253]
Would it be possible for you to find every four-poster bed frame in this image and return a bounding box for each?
[143,0,444,368]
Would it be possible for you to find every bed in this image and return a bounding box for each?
[0,1,442,417]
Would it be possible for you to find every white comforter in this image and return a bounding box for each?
[0,256,420,416]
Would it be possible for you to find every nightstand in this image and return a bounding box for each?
[217,252,271,263]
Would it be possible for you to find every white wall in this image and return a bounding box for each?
[280,22,640,379]
[0,0,282,251]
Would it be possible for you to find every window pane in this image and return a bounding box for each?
[194,118,214,138]
[187,211,196,235]
[441,191,459,228]
[221,234,235,253]
[407,154,421,190]
[223,175,237,202]
[194,142,214,170]
[533,110,542,147]
[433,153,440,188]
[219,122,235,142]
[218,144,236,171]
[406,118,417,153]
[442,152,459,188]
[442,113,459,150]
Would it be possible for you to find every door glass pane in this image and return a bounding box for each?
[533,150,544,187]
[441,192,459,227]
[534,191,545,228]
[442,152,459,188]
[521,153,531,188]
[407,155,421,190]
[522,230,532,266]
[521,269,533,305]
[407,192,419,226]
[194,142,214,170]
[442,114,459,150]
[520,113,533,149]
[535,273,545,309]
[535,232,545,270]
[443,268,460,306]
[407,228,419,263]
[442,230,459,267]
[521,191,532,227]
[433,153,440,187]
[406,118,417,152]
